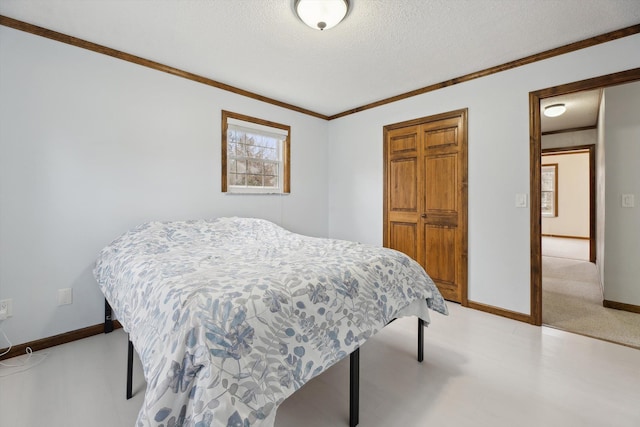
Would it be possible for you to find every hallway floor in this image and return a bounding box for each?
[542,236,640,348]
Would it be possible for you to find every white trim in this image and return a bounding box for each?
[227,186,284,195]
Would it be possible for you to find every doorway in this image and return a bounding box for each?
[540,145,602,335]
[529,69,640,341]
[541,146,595,262]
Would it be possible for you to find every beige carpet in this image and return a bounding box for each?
[542,255,640,349]
[542,236,589,261]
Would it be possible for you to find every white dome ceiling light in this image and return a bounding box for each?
[295,0,349,31]
[544,103,567,117]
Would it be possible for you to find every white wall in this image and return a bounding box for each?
[0,26,329,344]
[541,152,590,238]
[541,129,595,240]
[2,26,639,346]
[327,34,640,315]
[542,129,596,150]
[603,81,640,306]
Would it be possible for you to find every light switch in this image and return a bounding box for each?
[515,193,528,208]
[622,194,635,208]
[58,288,73,305]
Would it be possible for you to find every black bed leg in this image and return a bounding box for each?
[126,337,134,399]
[104,299,114,333]
[349,348,359,427]
[417,318,425,363]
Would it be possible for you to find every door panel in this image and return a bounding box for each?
[390,133,418,153]
[390,222,418,260]
[425,154,457,212]
[421,114,465,302]
[385,126,421,260]
[424,225,457,300]
[390,158,417,211]
[425,126,458,150]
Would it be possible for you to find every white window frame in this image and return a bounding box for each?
[222,111,290,194]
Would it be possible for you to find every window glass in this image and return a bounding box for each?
[222,111,290,194]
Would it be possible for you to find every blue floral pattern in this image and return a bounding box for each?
[93,217,447,427]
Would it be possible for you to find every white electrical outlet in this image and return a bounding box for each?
[58,288,73,306]
[0,299,13,320]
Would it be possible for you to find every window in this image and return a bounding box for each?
[541,163,558,217]
[222,110,290,194]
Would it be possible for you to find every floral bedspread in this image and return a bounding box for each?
[93,217,447,427]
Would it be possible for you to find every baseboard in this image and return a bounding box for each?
[2,299,538,361]
[0,320,122,360]
[603,299,640,314]
[466,300,533,324]
[2,300,539,359]
[541,234,589,240]
[7,297,630,361]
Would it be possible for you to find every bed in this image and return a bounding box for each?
[93,217,447,427]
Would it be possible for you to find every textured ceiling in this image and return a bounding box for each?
[541,89,602,133]
[1,0,639,117]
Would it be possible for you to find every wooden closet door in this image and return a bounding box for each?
[384,110,467,304]
[420,115,467,303]
[384,125,422,261]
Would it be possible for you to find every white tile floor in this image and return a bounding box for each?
[1,303,639,427]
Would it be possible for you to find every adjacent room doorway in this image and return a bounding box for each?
[541,145,595,262]
[529,68,640,326]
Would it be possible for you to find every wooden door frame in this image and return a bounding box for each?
[383,108,468,306]
[529,68,640,326]
[541,144,596,262]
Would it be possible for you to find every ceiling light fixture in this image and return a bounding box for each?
[295,0,349,31]
[544,103,567,117]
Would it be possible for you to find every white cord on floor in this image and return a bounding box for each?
[0,326,49,377]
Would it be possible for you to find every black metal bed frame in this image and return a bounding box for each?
[105,299,425,427]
